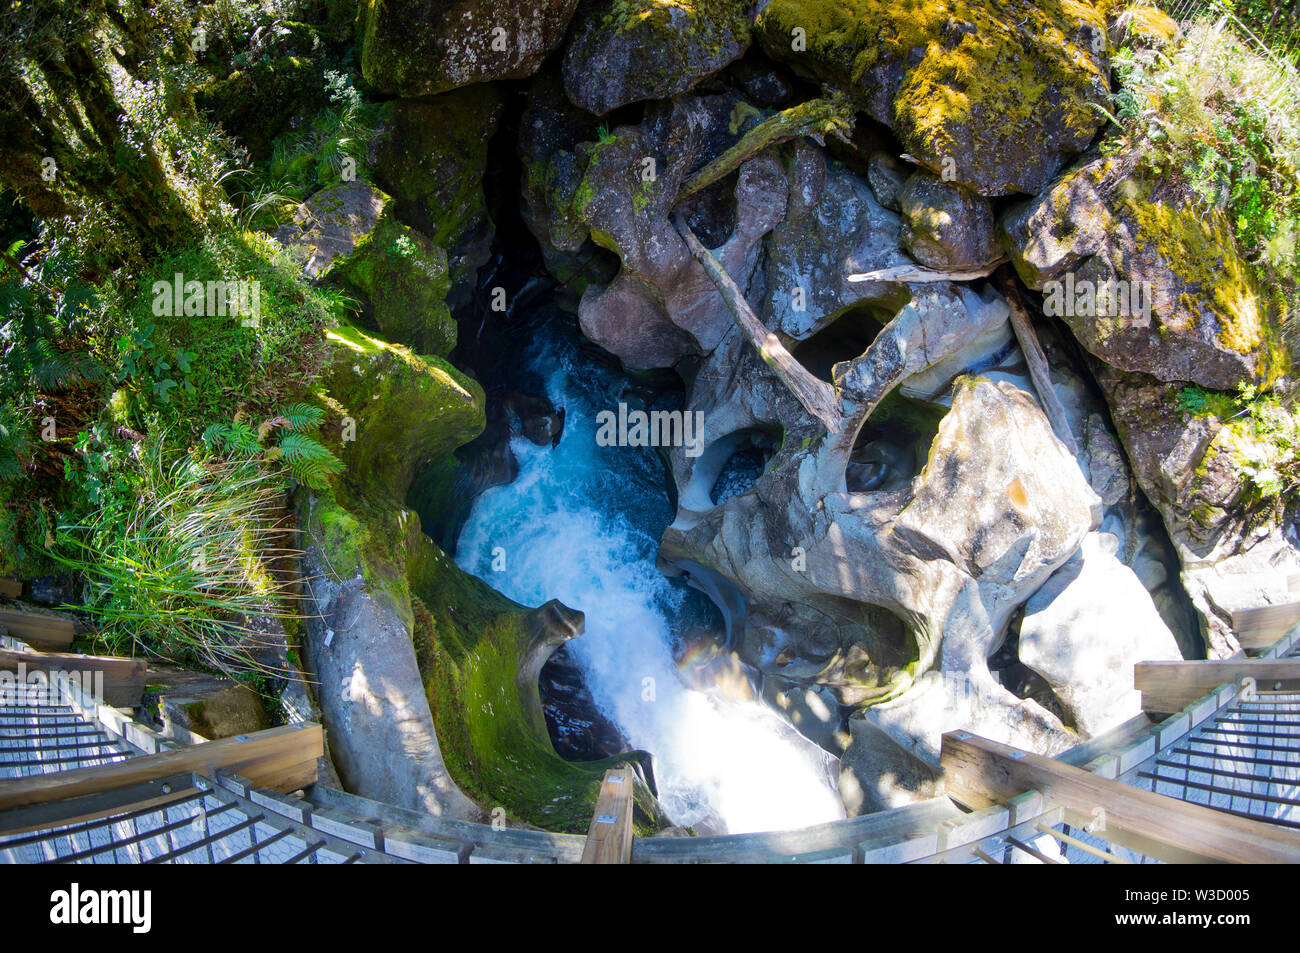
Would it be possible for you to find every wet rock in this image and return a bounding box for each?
[898,171,1001,271]
[756,0,1109,196]
[563,0,752,115]
[866,151,908,211]
[761,141,912,340]
[359,0,580,97]
[1019,532,1183,738]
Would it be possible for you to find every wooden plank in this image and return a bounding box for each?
[0,579,21,599]
[940,731,1300,864]
[1135,659,1300,713]
[580,765,635,864]
[0,608,75,651]
[1231,603,1300,650]
[0,723,322,828]
[0,649,146,707]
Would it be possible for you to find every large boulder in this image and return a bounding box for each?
[898,171,1001,271]
[1003,156,1283,390]
[371,88,506,306]
[277,180,457,356]
[1094,365,1300,657]
[761,141,912,339]
[755,0,1110,195]
[358,0,580,96]
[1019,531,1183,738]
[563,0,752,115]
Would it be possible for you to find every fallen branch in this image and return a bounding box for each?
[673,214,842,432]
[847,259,1006,284]
[998,272,1079,456]
[675,93,856,206]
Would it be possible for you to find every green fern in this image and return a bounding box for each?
[277,402,325,433]
[274,432,342,489]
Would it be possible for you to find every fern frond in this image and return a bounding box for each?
[277,402,324,432]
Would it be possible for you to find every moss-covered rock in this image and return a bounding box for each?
[278,180,457,357]
[755,0,1110,196]
[1002,156,1284,390]
[301,321,653,830]
[562,0,753,115]
[358,0,580,96]
[370,88,505,305]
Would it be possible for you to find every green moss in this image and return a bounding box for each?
[407,535,635,833]
[1111,176,1270,359]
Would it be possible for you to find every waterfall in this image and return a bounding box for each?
[455,317,844,834]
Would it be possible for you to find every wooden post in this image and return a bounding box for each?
[940,730,1300,864]
[0,578,21,599]
[580,765,635,864]
[1135,658,1300,713]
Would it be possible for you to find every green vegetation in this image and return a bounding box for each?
[1105,13,1300,355]
[1179,382,1299,504]
[54,440,300,678]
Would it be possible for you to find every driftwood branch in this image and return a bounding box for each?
[848,260,1006,284]
[675,93,857,206]
[673,214,842,433]
[998,273,1079,456]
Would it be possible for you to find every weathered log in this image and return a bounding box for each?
[673,214,842,433]
[848,260,1005,284]
[674,93,856,206]
[998,273,1079,456]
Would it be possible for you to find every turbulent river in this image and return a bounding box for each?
[454,316,844,834]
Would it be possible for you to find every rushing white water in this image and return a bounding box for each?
[455,322,844,834]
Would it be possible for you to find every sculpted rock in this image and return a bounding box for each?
[1019,531,1183,738]
[898,171,1001,271]
[563,0,752,115]
[1003,156,1281,390]
[302,326,641,830]
[371,88,506,306]
[762,141,911,340]
[756,0,1109,195]
[359,0,580,96]
[277,181,456,357]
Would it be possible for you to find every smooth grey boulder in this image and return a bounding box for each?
[302,568,483,821]
[1019,531,1183,738]
[761,142,912,340]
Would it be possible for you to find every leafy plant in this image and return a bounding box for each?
[54,440,303,679]
[202,402,342,489]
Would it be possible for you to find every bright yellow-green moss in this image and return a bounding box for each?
[1111,178,1267,356]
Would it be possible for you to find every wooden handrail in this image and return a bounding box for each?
[940,730,1300,864]
[0,724,322,822]
[0,648,145,707]
[1135,658,1300,713]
